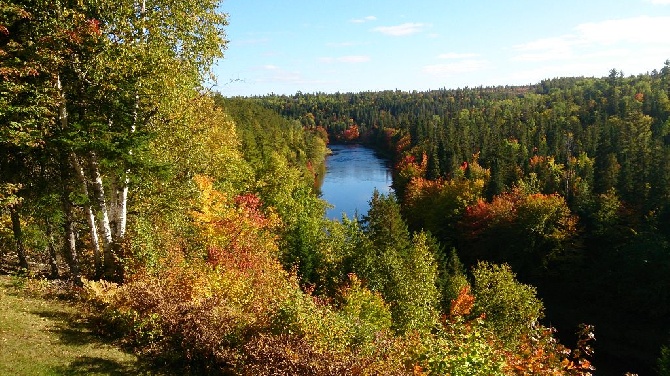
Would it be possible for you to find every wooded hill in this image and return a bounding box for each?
[252,66,670,374]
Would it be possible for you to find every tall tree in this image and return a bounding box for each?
[354,191,440,333]
[1,0,228,279]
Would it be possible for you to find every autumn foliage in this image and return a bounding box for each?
[9,1,653,374]
[82,174,592,374]
[341,123,360,141]
[460,188,577,275]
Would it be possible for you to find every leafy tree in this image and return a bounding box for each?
[336,274,393,351]
[460,188,577,277]
[1,0,228,280]
[402,157,487,246]
[438,248,469,312]
[354,191,439,333]
[0,184,28,269]
[130,94,252,270]
[471,262,545,344]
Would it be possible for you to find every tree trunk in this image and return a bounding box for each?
[60,190,80,283]
[9,206,29,271]
[45,218,60,279]
[87,152,119,280]
[56,73,80,282]
[116,178,129,240]
[72,155,103,277]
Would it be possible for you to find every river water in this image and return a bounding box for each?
[320,144,393,220]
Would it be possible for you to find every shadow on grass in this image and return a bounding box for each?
[32,308,102,346]
[50,357,199,376]
[30,307,177,375]
[49,356,138,376]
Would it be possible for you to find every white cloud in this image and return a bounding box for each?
[575,16,670,45]
[512,36,576,62]
[351,15,377,23]
[512,16,670,62]
[438,53,480,60]
[319,55,371,63]
[645,0,670,4]
[373,23,425,36]
[423,59,489,76]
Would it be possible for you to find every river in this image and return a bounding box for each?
[320,144,393,220]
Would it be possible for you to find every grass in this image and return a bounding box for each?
[0,275,167,376]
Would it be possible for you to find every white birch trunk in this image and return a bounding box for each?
[109,176,128,240]
[116,178,129,239]
[72,155,103,275]
[107,119,129,241]
[88,151,116,278]
[62,196,80,281]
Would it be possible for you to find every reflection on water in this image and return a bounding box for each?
[320,144,393,220]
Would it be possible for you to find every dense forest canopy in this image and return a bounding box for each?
[2,1,670,374]
[251,64,670,374]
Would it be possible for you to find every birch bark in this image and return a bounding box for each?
[87,152,118,279]
[72,155,103,276]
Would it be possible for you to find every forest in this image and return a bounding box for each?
[1,1,670,375]
[253,67,670,374]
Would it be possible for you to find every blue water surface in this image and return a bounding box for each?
[320,144,393,220]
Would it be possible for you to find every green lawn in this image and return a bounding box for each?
[0,275,161,376]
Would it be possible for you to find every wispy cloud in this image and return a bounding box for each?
[512,16,670,62]
[438,53,480,59]
[350,15,377,24]
[512,36,575,62]
[256,64,306,84]
[318,55,371,63]
[326,41,367,47]
[252,65,336,87]
[338,55,371,63]
[423,59,489,76]
[373,22,425,36]
[645,0,670,4]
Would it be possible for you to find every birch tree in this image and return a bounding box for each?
[2,0,227,280]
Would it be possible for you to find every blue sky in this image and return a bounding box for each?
[212,0,670,96]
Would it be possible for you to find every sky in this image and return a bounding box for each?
[212,0,670,97]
